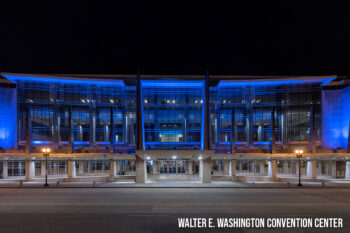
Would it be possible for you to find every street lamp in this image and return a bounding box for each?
[42,147,51,187]
[295,149,304,187]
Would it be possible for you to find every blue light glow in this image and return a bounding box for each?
[3,75,125,86]
[217,77,335,87]
[141,80,204,88]
[322,86,350,149]
[0,87,17,149]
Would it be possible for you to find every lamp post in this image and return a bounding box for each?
[295,149,304,186]
[42,147,51,187]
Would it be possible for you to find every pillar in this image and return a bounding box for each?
[110,160,117,177]
[230,160,236,177]
[68,105,74,154]
[25,105,31,154]
[260,161,265,175]
[283,161,289,174]
[136,157,146,183]
[306,160,317,179]
[136,71,144,151]
[78,161,84,175]
[68,160,76,178]
[203,70,210,150]
[188,161,193,175]
[268,159,277,179]
[200,157,212,183]
[152,161,158,175]
[25,160,35,180]
[270,106,276,154]
[117,160,121,175]
[224,160,229,175]
[345,161,350,179]
[331,160,337,178]
[231,107,235,153]
[2,161,8,179]
[41,160,46,177]
[109,106,115,153]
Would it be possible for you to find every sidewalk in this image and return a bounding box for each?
[1,180,350,188]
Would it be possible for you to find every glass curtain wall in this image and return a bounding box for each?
[15,78,136,153]
[210,82,322,153]
[142,81,204,150]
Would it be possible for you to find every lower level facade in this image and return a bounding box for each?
[1,73,350,183]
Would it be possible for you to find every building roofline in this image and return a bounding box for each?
[0,72,339,86]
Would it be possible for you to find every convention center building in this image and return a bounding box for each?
[1,72,350,183]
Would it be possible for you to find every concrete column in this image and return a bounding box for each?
[306,160,317,179]
[78,161,84,175]
[68,160,76,178]
[238,161,242,173]
[136,72,144,151]
[231,107,235,153]
[116,160,121,175]
[260,161,265,175]
[109,106,115,153]
[317,161,322,176]
[136,157,146,183]
[41,161,46,177]
[87,161,91,173]
[251,161,256,174]
[283,161,289,174]
[331,160,337,178]
[68,105,74,154]
[224,160,229,175]
[203,71,209,150]
[270,106,276,154]
[345,161,350,179]
[230,160,236,177]
[268,159,277,179]
[110,160,117,177]
[200,158,212,183]
[188,161,193,175]
[152,161,158,175]
[25,105,32,154]
[25,160,35,180]
[2,161,8,179]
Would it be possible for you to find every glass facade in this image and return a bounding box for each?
[210,81,322,153]
[1,74,338,153]
[12,76,136,153]
[142,81,204,150]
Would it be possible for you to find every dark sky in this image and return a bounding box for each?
[1,2,349,76]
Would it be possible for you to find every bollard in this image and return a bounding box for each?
[287,182,290,187]
[93,181,96,187]
[322,182,325,187]
[19,181,23,186]
[56,181,60,186]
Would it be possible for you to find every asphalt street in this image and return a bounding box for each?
[0,187,349,233]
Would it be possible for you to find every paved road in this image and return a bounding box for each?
[0,188,349,233]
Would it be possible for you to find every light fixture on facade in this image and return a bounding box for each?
[146,156,151,160]
[172,156,177,159]
[172,100,175,103]
[144,99,148,103]
[198,156,202,160]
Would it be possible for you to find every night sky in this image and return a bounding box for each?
[1,2,349,76]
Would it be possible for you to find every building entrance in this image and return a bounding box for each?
[159,160,186,174]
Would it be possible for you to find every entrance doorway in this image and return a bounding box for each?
[159,160,186,174]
